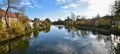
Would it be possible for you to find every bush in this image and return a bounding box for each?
[33,22,39,30]
[9,20,24,35]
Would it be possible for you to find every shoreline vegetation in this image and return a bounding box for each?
[0,15,51,43]
[52,15,120,35]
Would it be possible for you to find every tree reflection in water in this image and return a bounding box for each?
[0,25,120,54]
[0,33,31,54]
[0,26,51,54]
[64,25,120,54]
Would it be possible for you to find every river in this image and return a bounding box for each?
[0,25,120,54]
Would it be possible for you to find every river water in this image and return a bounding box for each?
[0,25,120,54]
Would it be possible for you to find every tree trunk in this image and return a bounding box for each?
[5,0,10,29]
[5,7,10,28]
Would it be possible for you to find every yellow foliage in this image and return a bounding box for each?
[0,27,9,38]
[117,23,120,30]
[9,20,24,34]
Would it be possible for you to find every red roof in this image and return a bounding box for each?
[0,9,19,18]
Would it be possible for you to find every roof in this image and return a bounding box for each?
[28,19,33,22]
[0,9,19,18]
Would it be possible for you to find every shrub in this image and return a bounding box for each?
[9,20,24,35]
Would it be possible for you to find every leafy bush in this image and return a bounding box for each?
[33,22,39,30]
[9,20,24,35]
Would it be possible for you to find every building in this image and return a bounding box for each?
[28,19,33,28]
[0,9,19,27]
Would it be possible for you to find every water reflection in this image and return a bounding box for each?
[43,25,51,33]
[33,30,40,38]
[0,33,31,54]
[0,25,120,54]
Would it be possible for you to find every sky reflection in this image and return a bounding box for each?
[27,25,117,54]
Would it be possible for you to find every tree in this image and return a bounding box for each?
[58,19,62,22]
[71,12,76,20]
[96,14,100,18]
[0,15,2,29]
[44,18,51,26]
[45,18,51,23]
[18,15,28,24]
[1,0,23,28]
[111,0,120,30]
[113,0,120,15]
[67,16,70,20]
[76,15,80,19]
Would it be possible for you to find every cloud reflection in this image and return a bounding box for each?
[54,43,78,54]
[63,32,110,54]
[35,43,78,54]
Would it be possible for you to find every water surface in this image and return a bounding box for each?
[0,25,120,54]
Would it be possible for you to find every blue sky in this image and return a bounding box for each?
[20,0,115,21]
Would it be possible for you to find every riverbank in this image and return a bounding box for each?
[0,18,51,44]
[75,26,120,35]
[0,25,51,44]
[0,30,33,43]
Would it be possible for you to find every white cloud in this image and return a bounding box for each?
[20,0,42,8]
[61,0,89,10]
[56,0,66,4]
[30,0,42,8]
[34,4,42,8]
[20,1,31,5]
[84,0,116,18]
[61,0,116,18]
[54,43,78,54]
[62,3,78,9]
[28,5,34,8]
[56,0,73,4]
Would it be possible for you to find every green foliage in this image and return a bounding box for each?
[25,24,32,32]
[113,0,120,15]
[33,22,39,30]
[117,22,120,30]
[43,25,50,33]
[18,15,32,33]
[116,15,120,20]
[45,18,50,23]
[112,0,120,31]
[53,15,112,30]
[18,15,28,24]
[43,18,51,27]
[53,20,65,25]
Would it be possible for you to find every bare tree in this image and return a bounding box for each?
[111,0,120,31]
[71,12,76,20]
[114,0,120,15]
[2,0,23,28]
[76,15,80,19]
[111,0,120,16]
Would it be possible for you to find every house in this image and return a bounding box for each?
[28,19,33,28]
[0,9,19,27]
